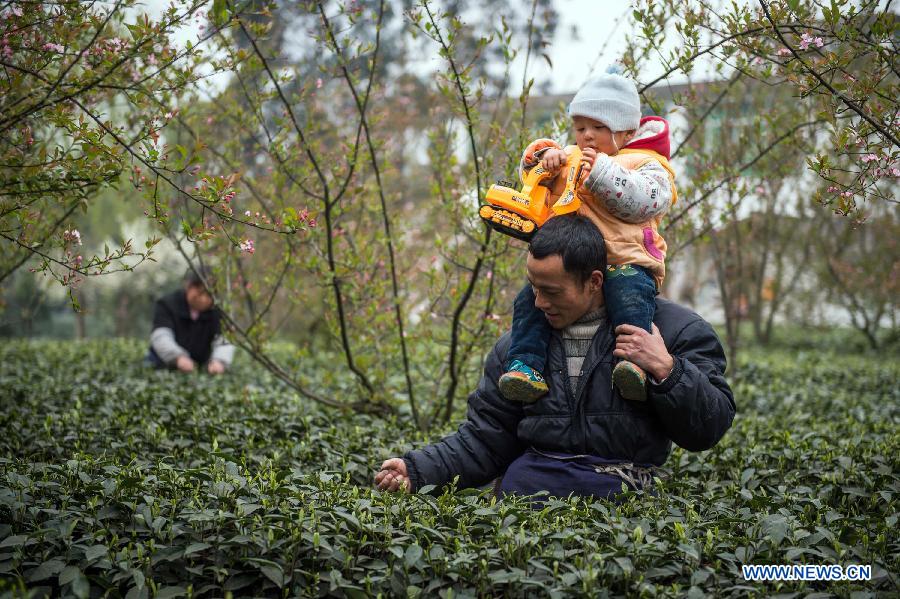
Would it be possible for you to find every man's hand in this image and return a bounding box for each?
[207,359,226,375]
[175,355,195,373]
[374,458,411,493]
[614,323,674,382]
[540,148,568,176]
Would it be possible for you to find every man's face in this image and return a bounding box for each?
[185,284,214,312]
[526,253,603,329]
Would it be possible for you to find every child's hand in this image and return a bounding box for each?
[581,147,597,167]
[540,148,568,176]
[579,147,597,183]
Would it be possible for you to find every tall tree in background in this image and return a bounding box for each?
[628,0,897,215]
[629,0,897,361]
[162,0,559,426]
[815,210,899,349]
[0,0,224,293]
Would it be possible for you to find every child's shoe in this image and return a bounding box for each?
[613,360,647,401]
[499,360,549,403]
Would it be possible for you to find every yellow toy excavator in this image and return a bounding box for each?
[479,146,589,241]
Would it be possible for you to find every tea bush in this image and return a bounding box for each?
[0,340,897,597]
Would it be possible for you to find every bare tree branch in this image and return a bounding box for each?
[759,0,900,148]
[420,1,494,423]
[319,0,419,424]
[236,13,375,397]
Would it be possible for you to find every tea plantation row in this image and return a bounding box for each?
[0,340,897,597]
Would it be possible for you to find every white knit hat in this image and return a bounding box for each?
[568,73,641,132]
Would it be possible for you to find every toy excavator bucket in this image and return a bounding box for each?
[479,164,552,241]
[479,203,538,241]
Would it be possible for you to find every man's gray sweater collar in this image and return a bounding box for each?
[561,306,607,393]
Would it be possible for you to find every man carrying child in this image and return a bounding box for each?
[375,216,734,499]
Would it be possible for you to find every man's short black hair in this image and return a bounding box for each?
[183,266,214,289]
[528,215,607,283]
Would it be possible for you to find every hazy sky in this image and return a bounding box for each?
[510,0,639,94]
[149,0,683,96]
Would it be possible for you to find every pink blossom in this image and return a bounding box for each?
[861,153,879,163]
[63,229,81,245]
[42,42,65,53]
[206,117,214,125]
[891,168,900,177]
[316,78,323,89]
[308,219,317,228]
[63,229,82,245]
[799,33,824,50]
[147,54,157,65]
[776,48,791,57]
[244,210,252,217]
[73,255,83,267]
[104,37,126,53]
[239,239,255,254]
[755,185,766,195]
[827,186,840,193]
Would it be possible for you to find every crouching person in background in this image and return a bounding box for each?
[145,268,234,375]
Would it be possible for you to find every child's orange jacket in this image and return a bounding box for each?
[521,116,677,288]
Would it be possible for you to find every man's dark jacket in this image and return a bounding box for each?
[403,298,735,492]
[148,290,222,365]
